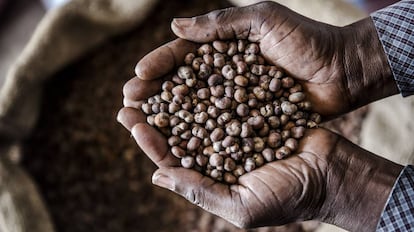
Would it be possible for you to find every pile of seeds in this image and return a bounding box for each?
[140,40,321,184]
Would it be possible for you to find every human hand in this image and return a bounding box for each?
[117,105,402,231]
[125,1,398,120]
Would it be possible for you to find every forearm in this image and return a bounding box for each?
[341,17,399,110]
[318,138,403,231]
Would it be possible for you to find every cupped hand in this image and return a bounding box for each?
[117,105,401,231]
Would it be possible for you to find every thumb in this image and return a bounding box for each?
[171,2,278,43]
[152,167,248,227]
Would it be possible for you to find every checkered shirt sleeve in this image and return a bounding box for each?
[371,1,414,97]
[376,165,414,231]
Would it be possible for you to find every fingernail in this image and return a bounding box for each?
[172,18,193,28]
[152,172,174,191]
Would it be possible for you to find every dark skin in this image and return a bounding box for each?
[118,2,403,231]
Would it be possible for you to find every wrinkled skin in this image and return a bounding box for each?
[118,1,402,231]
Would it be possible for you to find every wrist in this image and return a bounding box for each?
[318,138,403,231]
[341,17,399,109]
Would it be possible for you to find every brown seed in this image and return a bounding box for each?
[184,53,195,65]
[262,148,275,162]
[210,128,225,142]
[224,158,236,172]
[205,119,217,131]
[281,130,291,141]
[310,113,322,124]
[209,153,224,167]
[154,112,170,128]
[291,126,306,139]
[177,66,194,79]
[227,41,237,56]
[224,172,237,184]
[281,101,298,115]
[269,77,282,92]
[237,39,247,52]
[268,116,281,129]
[212,40,228,53]
[245,43,259,54]
[180,130,192,140]
[194,103,207,113]
[198,63,212,80]
[248,98,259,108]
[226,120,242,137]
[260,104,274,117]
[254,153,265,167]
[253,87,266,100]
[289,92,305,103]
[196,154,208,167]
[222,136,236,148]
[267,132,282,148]
[198,43,213,55]
[251,64,268,76]
[194,112,208,124]
[169,116,181,127]
[240,122,254,138]
[208,74,223,86]
[213,53,225,68]
[187,137,202,151]
[284,138,298,152]
[258,123,270,137]
[222,65,236,80]
[172,74,184,84]
[234,75,249,86]
[233,165,246,177]
[242,138,254,153]
[203,146,215,156]
[171,146,186,158]
[146,115,155,126]
[236,103,250,117]
[172,84,189,96]
[234,88,248,103]
[141,103,152,114]
[168,136,181,146]
[244,157,256,172]
[203,54,214,66]
[289,84,303,93]
[253,137,265,152]
[207,106,220,118]
[247,115,265,130]
[236,61,248,74]
[217,112,232,126]
[215,97,232,109]
[210,169,223,180]
[162,81,175,91]
[210,85,225,97]
[297,101,312,111]
[281,77,295,88]
[280,114,289,125]
[181,156,195,169]
[275,146,291,159]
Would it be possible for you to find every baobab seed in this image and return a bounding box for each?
[172,84,189,96]
[222,65,236,80]
[280,114,289,125]
[213,53,225,68]
[217,112,232,126]
[245,43,259,54]
[281,77,295,88]
[203,54,214,66]
[260,104,274,117]
[226,120,242,137]
[209,153,224,167]
[196,154,209,167]
[147,115,155,126]
[154,112,170,128]
[210,128,225,142]
[234,88,248,103]
[281,101,298,115]
[285,138,298,152]
[247,115,265,130]
[291,126,306,139]
[234,75,249,86]
[215,97,232,109]
[253,137,265,152]
[262,148,275,162]
[162,80,175,91]
[310,113,322,124]
[233,165,246,177]
[254,153,265,167]
[240,122,253,138]
[197,43,213,55]
[281,130,291,141]
[203,146,214,156]
[210,169,223,181]
[205,119,217,131]
[275,146,291,159]
[224,157,236,172]
[288,92,305,103]
[210,85,225,97]
[180,130,192,140]
[227,41,237,56]
[236,61,248,74]
[222,136,236,147]
[171,146,186,158]
[208,74,223,86]
[177,66,194,79]
[181,156,195,169]
[267,132,282,148]
[141,103,152,114]
[194,112,208,124]
[237,39,247,52]
[244,158,256,172]
[268,116,281,128]
[258,123,270,137]
[235,104,249,117]
[289,84,302,93]
[187,137,202,151]
[212,40,228,53]
[224,173,237,184]
[253,87,266,100]
[168,136,181,146]
[296,119,307,126]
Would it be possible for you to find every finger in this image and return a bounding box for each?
[135,39,198,81]
[117,107,146,131]
[171,2,277,43]
[131,123,179,167]
[123,76,163,101]
[152,167,247,227]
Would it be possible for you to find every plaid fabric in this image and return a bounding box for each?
[371,1,414,97]
[376,165,414,231]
